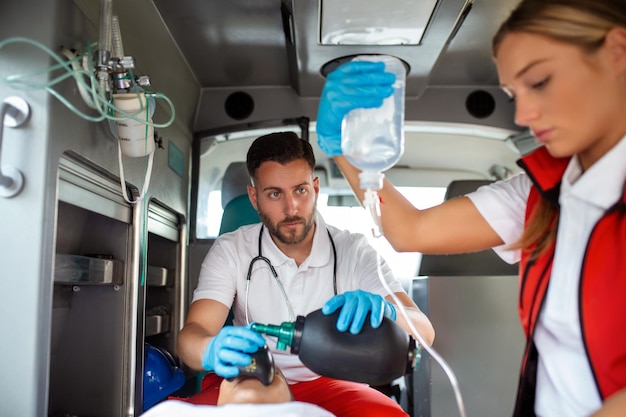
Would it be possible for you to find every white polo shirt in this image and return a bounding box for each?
[468,135,626,417]
[193,211,404,384]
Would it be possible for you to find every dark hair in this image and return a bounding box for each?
[246,132,316,179]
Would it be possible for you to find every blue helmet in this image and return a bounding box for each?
[143,343,186,410]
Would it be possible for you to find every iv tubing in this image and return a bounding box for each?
[375,249,468,417]
[118,140,154,204]
[0,38,109,121]
[60,48,99,110]
[0,37,176,128]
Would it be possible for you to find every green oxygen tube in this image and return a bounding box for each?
[251,309,419,386]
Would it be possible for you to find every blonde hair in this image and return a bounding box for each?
[493,0,626,56]
[494,0,626,256]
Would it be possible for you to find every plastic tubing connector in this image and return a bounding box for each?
[251,322,296,351]
[363,188,383,238]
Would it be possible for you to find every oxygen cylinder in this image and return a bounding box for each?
[252,309,419,386]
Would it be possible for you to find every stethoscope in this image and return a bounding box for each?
[244,225,337,325]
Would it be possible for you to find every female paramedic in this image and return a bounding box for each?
[315,0,626,416]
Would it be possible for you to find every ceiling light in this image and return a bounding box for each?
[319,0,438,45]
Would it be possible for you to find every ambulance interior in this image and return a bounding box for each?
[0,0,532,416]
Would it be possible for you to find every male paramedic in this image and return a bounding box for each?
[177,132,434,417]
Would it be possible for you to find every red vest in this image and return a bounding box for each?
[512,147,626,416]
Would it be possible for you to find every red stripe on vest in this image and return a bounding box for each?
[580,206,626,399]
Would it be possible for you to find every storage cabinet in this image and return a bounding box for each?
[49,156,133,417]
[48,155,187,417]
[144,201,186,358]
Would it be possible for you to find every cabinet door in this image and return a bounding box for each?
[50,155,133,417]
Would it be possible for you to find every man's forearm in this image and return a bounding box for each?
[393,304,435,346]
[177,324,212,372]
[386,293,435,346]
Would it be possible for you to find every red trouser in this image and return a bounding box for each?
[186,373,409,417]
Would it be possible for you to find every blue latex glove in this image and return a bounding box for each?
[201,325,267,378]
[322,289,397,335]
[316,61,396,156]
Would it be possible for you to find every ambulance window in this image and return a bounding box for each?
[203,186,445,278]
[317,186,445,278]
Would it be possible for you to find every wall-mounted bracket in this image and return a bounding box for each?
[0,96,30,198]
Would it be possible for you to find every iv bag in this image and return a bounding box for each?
[341,55,406,190]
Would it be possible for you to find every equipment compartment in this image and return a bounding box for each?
[54,254,124,285]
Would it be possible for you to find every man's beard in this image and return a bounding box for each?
[258,210,316,245]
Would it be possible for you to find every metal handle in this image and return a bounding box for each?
[0,96,30,198]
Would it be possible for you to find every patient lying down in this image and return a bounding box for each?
[140,368,336,417]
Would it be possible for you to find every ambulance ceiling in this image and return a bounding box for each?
[152,0,519,98]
